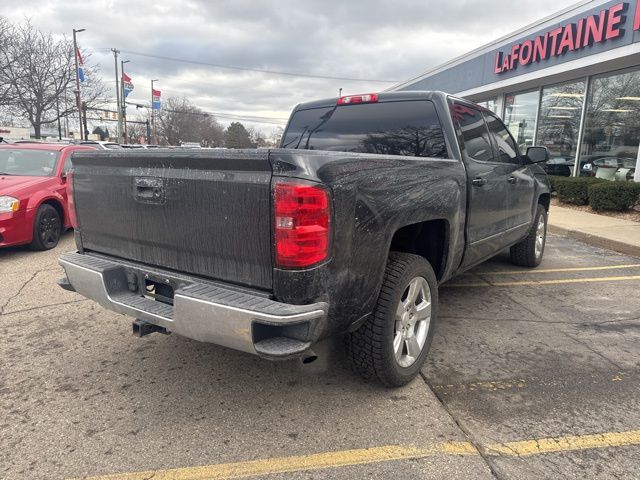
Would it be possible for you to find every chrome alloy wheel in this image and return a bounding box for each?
[535,214,546,259]
[393,276,432,368]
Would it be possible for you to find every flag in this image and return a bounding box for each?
[76,48,85,83]
[122,73,134,98]
[152,89,161,110]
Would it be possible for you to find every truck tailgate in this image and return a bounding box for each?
[71,149,273,290]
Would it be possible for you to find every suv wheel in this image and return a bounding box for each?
[29,204,61,251]
[510,204,547,267]
[345,252,438,387]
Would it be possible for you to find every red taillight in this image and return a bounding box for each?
[337,93,378,105]
[66,170,78,229]
[274,182,331,268]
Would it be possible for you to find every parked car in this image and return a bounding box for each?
[0,143,96,250]
[77,141,122,150]
[581,156,636,181]
[542,156,573,176]
[58,91,551,386]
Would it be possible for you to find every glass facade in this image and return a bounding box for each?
[476,98,497,113]
[536,80,586,176]
[580,69,640,181]
[497,67,640,182]
[503,90,538,152]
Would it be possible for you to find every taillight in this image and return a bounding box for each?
[337,93,378,105]
[66,170,78,229]
[274,182,331,268]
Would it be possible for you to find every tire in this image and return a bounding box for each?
[510,204,547,268]
[29,204,62,251]
[345,252,438,387]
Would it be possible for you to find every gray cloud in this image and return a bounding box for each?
[0,0,577,131]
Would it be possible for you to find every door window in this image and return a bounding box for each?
[484,113,519,163]
[452,104,493,162]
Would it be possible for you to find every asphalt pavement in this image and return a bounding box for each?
[1,233,639,479]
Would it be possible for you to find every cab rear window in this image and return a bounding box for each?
[282,100,448,158]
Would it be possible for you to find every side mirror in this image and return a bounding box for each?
[526,146,550,164]
[60,172,67,182]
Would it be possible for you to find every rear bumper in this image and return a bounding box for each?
[59,252,328,358]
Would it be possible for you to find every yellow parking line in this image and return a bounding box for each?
[470,264,640,276]
[487,429,640,456]
[70,443,478,480]
[445,275,640,288]
[73,429,640,480]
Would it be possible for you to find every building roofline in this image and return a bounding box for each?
[389,0,607,91]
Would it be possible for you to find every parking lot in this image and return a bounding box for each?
[1,233,639,480]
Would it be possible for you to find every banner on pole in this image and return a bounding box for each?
[152,89,161,110]
[122,74,134,98]
[77,48,85,83]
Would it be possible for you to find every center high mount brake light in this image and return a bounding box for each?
[337,93,379,105]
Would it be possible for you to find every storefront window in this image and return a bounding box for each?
[579,68,640,182]
[503,90,538,151]
[536,80,585,176]
[476,98,497,113]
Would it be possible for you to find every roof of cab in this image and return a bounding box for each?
[292,90,449,112]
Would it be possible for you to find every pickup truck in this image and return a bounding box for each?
[58,91,551,387]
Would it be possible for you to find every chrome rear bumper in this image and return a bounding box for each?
[59,252,327,358]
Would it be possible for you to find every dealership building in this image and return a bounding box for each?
[393,0,640,181]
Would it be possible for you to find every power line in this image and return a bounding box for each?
[96,48,399,83]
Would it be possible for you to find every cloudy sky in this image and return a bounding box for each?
[1,0,579,133]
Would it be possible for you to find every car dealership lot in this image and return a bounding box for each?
[1,234,639,479]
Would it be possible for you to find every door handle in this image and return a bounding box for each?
[507,175,517,184]
[471,177,486,187]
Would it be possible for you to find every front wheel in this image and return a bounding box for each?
[345,252,438,387]
[29,204,62,251]
[510,204,547,267]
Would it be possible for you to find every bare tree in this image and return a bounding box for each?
[157,97,224,146]
[1,20,105,138]
[0,17,16,108]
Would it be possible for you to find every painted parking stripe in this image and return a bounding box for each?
[469,264,640,276]
[72,429,640,480]
[444,275,640,288]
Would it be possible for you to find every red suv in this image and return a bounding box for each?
[0,143,95,250]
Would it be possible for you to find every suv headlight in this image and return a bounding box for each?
[0,196,20,213]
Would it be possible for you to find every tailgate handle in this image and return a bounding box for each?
[134,177,165,204]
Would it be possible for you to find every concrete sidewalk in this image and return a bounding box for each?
[548,205,640,257]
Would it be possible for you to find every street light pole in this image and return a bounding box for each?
[151,79,158,145]
[121,60,130,143]
[72,28,85,140]
[111,49,121,143]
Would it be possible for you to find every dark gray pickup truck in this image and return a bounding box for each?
[59,91,551,387]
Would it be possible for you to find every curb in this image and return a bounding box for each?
[548,224,640,258]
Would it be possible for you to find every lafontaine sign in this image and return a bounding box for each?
[494,1,640,74]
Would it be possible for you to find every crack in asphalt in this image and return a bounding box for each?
[0,269,41,315]
[420,371,503,479]
[1,299,89,319]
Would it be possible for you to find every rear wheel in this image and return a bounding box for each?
[345,252,438,387]
[29,204,61,251]
[510,204,547,267]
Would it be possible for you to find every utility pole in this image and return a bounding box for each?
[146,119,151,145]
[111,48,122,143]
[56,96,62,140]
[151,79,158,145]
[121,60,130,143]
[72,28,85,140]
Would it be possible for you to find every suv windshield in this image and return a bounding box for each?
[282,100,448,158]
[0,149,60,176]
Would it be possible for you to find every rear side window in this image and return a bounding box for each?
[282,100,448,158]
[484,113,519,163]
[452,104,493,162]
